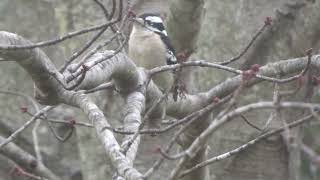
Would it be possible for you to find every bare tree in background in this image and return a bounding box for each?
[0,0,320,180]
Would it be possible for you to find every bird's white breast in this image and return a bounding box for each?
[128,25,173,90]
[128,25,166,69]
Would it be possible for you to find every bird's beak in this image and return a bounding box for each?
[132,17,144,25]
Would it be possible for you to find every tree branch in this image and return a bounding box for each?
[179,114,314,178]
[0,136,60,180]
[168,102,319,179]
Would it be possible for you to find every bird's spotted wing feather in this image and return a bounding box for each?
[158,33,177,65]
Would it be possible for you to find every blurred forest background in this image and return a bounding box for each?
[0,0,320,180]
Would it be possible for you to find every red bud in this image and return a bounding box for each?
[151,145,161,154]
[69,119,76,127]
[212,96,220,103]
[264,16,272,26]
[250,64,260,73]
[242,70,254,81]
[20,106,28,113]
[128,10,136,18]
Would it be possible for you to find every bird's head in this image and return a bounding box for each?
[132,13,167,36]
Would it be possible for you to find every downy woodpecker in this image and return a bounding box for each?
[128,13,177,91]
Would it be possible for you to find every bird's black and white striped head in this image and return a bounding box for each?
[134,13,168,37]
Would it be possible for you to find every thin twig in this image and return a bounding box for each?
[0,21,119,50]
[179,114,314,177]
[24,111,79,142]
[143,95,232,178]
[148,59,311,84]
[66,37,128,83]
[93,0,111,19]
[77,32,121,68]
[167,102,319,179]
[47,119,93,127]
[50,66,87,91]
[60,0,124,73]
[10,165,49,180]
[65,66,88,90]
[83,81,115,94]
[240,114,263,131]
[0,106,54,148]
[218,20,270,65]
[0,90,39,111]
[301,143,320,164]
[0,90,43,161]
[59,27,109,72]
[45,120,74,142]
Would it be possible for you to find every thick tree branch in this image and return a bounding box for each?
[67,52,140,92]
[121,91,146,162]
[0,31,63,105]
[163,55,319,117]
[0,31,144,180]
[113,90,146,180]
[60,91,144,180]
[0,136,60,180]
[205,55,320,100]
[166,0,205,55]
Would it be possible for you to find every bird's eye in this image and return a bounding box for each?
[145,20,153,26]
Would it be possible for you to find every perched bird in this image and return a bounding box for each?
[128,13,177,91]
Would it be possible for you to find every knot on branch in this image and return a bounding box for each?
[242,64,260,81]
